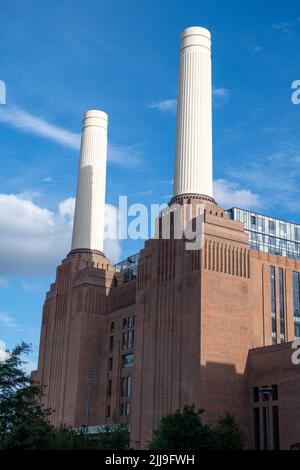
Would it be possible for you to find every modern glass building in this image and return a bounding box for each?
[115,253,140,282]
[227,207,300,261]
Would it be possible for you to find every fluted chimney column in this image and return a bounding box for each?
[173,26,213,200]
[71,110,108,252]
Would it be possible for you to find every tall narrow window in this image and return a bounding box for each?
[293,272,300,340]
[262,406,269,450]
[272,406,280,450]
[127,376,132,398]
[109,335,114,352]
[270,267,277,344]
[253,408,260,450]
[278,268,285,342]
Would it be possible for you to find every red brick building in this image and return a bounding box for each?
[34,27,300,449]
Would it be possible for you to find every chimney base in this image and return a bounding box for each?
[169,193,216,206]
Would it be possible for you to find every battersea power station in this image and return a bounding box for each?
[33,27,300,450]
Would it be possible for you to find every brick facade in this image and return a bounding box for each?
[35,201,300,449]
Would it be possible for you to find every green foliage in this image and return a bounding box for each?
[0,342,96,450]
[149,405,215,450]
[214,411,244,450]
[149,405,245,451]
[98,424,130,450]
[0,341,51,443]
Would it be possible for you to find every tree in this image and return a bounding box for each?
[0,342,51,446]
[0,342,96,450]
[149,405,216,450]
[99,423,130,450]
[214,412,244,450]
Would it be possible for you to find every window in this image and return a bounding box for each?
[270,267,277,344]
[269,220,276,235]
[122,353,134,368]
[251,216,256,226]
[293,273,300,339]
[107,405,111,418]
[295,227,300,241]
[127,376,132,397]
[120,402,130,416]
[272,384,278,401]
[263,405,268,450]
[127,330,134,348]
[108,379,112,397]
[280,223,287,237]
[110,321,115,333]
[293,272,300,319]
[257,217,265,232]
[123,318,127,329]
[109,335,114,352]
[278,269,285,341]
[128,315,135,328]
[109,357,113,371]
[122,332,127,349]
[253,387,259,403]
[272,406,280,450]
[253,408,260,450]
[121,376,132,398]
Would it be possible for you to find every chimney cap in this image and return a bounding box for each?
[180,26,211,52]
[181,26,211,40]
[83,109,108,129]
[84,109,108,120]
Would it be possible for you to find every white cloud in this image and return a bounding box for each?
[108,144,141,167]
[0,340,9,362]
[0,194,122,276]
[0,106,141,167]
[21,281,43,293]
[212,87,230,105]
[148,99,177,113]
[0,312,17,328]
[272,22,294,32]
[149,88,230,114]
[0,277,9,288]
[252,46,263,53]
[0,106,80,149]
[58,197,75,220]
[214,179,261,210]
[22,360,37,374]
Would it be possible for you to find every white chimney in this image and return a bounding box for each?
[71,110,108,253]
[173,26,213,199]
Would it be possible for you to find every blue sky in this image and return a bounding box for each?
[0,0,300,368]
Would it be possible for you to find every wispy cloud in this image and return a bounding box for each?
[0,312,17,328]
[272,18,300,36]
[252,46,263,53]
[149,88,230,114]
[212,87,230,105]
[148,99,177,113]
[21,281,43,293]
[229,139,300,214]
[0,106,141,167]
[108,144,141,167]
[272,22,294,33]
[0,106,80,149]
